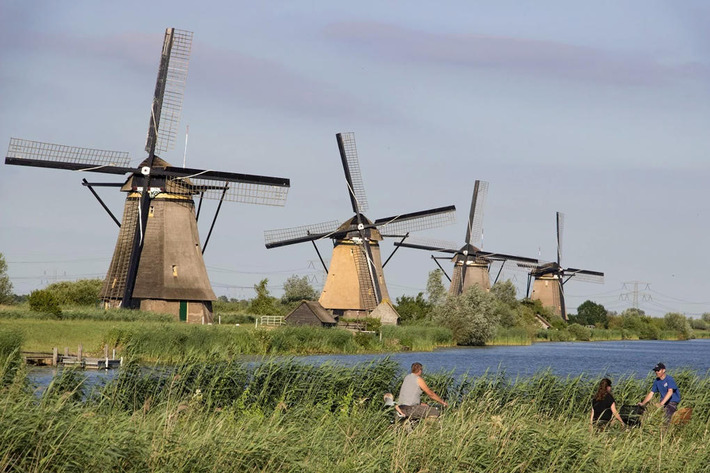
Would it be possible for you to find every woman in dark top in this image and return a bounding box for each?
[590,378,625,428]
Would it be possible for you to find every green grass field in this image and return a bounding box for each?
[0,311,455,360]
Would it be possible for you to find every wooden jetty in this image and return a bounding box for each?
[22,345,122,370]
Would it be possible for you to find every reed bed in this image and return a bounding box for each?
[3,356,710,472]
[490,327,533,345]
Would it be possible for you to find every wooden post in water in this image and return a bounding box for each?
[112,348,116,359]
[64,347,69,357]
[78,344,83,363]
[52,347,58,366]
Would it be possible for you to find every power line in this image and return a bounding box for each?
[647,288,710,305]
[620,281,652,310]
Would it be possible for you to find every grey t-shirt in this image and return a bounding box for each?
[398,373,422,406]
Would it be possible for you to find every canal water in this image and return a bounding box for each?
[294,338,710,379]
[27,339,710,393]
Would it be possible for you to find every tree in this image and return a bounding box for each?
[28,289,62,317]
[574,300,608,328]
[0,253,13,305]
[702,313,710,324]
[490,280,517,308]
[426,269,447,306]
[43,279,102,306]
[248,279,279,315]
[433,285,499,346]
[664,312,692,340]
[490,280,519,328]
[395,292,432,323]
[281,275,317,303]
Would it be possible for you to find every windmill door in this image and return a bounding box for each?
[179,301,187,322]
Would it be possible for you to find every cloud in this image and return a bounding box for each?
[324,21,710,86]
[187,42,377,121]
[6,28,385,123]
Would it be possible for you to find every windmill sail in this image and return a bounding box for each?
[465,180,488,248]
[375,206,456,235]
[336,132,368,214]
[146,28,192,155]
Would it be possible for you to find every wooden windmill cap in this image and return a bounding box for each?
[121,156,198,195]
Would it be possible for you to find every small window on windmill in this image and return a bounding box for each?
[172,265,178,277]
[149,206,155,217]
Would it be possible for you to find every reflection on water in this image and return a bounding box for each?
[27,339,710,393]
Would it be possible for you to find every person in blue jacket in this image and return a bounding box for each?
[639,362,681,423]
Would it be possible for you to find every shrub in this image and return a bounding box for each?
[43,279,102,306]
[690,319,707,330]
[28,290,62,317]
[433,286,498,346]
[567,323,591,341]
[638,323,660,340]
[547,328,572,342]
[395,292,432,323]
[664,312,693,340]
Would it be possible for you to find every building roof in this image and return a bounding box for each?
[286,300,337,324]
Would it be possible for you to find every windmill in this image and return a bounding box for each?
[264,132,456,323]
[394,180,538,294]
[518,212,604,320]
[5,28,290,323]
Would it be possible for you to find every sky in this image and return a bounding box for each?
[1,1,708,316]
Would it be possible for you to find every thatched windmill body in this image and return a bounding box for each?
[5,28,290,323]
[265,132,456,323]
[519,212,604,320]
[395,180,538,294]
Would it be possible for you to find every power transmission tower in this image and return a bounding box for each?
[620,281,652,310]
[307,260,326,289]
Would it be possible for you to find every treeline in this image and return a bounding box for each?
[394,271,707,345]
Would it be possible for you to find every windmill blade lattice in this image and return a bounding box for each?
[563,268,604,284]
[146,28,192,155]
[556,211,564,265]
[337,132,368,214]
[466,180,488,248]
[264,220,341,247]
[374,205,456,235]
[7,138,130,168]
[161,167,289,205]
[393,236,459,253]
[477,250,538,263]
[516,262,541,270]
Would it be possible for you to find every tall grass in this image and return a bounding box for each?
[3,362,710,471]
[490,327,533,345]
[0,306,173,322]
[380,325,453,351]
[0,328,23,386]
